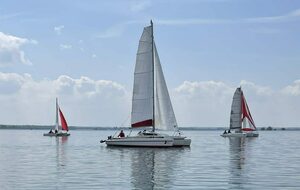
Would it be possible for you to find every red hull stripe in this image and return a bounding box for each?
[242,128,255,131]
[131,119,153,128]
[59,108,69,131]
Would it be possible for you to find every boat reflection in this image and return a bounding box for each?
[107,147,185,190]
[130,148,184,190]
[56,136,68,169]
[228,137,255,189]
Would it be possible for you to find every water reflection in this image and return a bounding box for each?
[131,148,186,190]
[228,137,255,189]
[56,136,68,169]
[107,147,185,190]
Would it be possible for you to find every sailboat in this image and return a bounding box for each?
[221,87,259,137]
[43,98,70,137]
[103,21,191,147]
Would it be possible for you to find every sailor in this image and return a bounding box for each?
[118,130,125,138]
[228,129,231,133]
[55,129,58,134]
[223,130,227,134]
[49,129,53,134]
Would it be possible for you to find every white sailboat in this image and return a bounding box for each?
[221,87,259,137]
[104,21,191,147]
[44,98,70,137]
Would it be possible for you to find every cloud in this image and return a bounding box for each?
[173,80,300,127]
[96,24,125,39]
[54,25,64,35]
[0,72,299,128]
[0,32,36,66]
[245,8,300,23]
[0,12,23,21]
[0,72,129,126]
[60,44,72,50]
[281,80,300,96]
[130,0,151,12]
[155,8,300,26]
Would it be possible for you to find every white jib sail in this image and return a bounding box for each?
[229,88,242,131]
[154,43,178,131]
[131,26,154,127]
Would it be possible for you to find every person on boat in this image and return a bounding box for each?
[49,129,53,134]
[55,129,58,134]
[223,130,227,134]
[118,130,125,138]
[228,129,231,133]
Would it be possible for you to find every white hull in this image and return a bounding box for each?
[106,136,174,147]
[43,132,70,137]
[221,132,259,138]
[172,136,191,146]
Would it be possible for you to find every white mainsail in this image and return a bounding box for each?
[131,26,154,128]
[229,88,242,131]
[154,43,178,131]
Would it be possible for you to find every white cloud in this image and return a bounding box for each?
[173,80,300,128]
[0,72,129,126]
[92,54,97,58]
[281,80,300,96]
[54,25,64,35]
[130,0,151,12]
[245,8,300,23]
[60,44,72,50]
[155,8,300,26]
[96,24,125,39]
[0,32,36,66]
[0,73,299,128]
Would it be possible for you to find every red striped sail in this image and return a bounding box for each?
[59,108,69,131]
[131,119,153,128]
[241,93,256,131]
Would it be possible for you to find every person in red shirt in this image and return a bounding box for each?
[118,130,125,138]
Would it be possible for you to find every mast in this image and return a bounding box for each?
[151,20,155,132]
[55,98,59,131]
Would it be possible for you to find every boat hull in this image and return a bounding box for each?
[105,137,174,147]
[172,136,191,146]
[221,132,259,138]
[43,133,70,137]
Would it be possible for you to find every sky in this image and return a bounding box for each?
[0,0,300,128]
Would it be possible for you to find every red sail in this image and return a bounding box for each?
[241,93,256,130]
[59,108,69,131]
[131,119,153,128]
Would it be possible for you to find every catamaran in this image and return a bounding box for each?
[221,87,259,137]
[44,98,70,137]
[103,21,191,147]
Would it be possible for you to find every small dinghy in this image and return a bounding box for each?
[44,98,70,137]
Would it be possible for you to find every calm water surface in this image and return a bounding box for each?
[0,129,299,189]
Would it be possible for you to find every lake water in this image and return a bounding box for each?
[0,129,299,190]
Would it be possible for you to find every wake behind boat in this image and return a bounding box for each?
[44,98,70,137]
[102,21,191,147]
[221,87,259,138]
